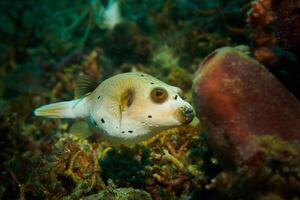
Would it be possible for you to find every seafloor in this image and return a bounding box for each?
[0,0,299,199]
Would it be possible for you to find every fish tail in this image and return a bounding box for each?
[34,98,88,119]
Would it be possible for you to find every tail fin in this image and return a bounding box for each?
[34,99,88,119]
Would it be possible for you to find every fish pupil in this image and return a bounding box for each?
[156,91,162,96]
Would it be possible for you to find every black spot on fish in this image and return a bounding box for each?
[128,130,133,133]
[148,115,152,118]
[174,95,178,100]
[98,96,101,99]
[150,82,154,84]
[122,131,125,133]
[101,118,105,123]
[140,74,145,77]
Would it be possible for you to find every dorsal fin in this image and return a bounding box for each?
[75,75,99,98]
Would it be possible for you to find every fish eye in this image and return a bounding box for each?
[151,87,168,103]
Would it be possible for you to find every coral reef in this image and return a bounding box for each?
[207,135,300,199]
[1,0,300,199]
[40,134,105,199]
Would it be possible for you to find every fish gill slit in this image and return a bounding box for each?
[127,89,134,108]
[121,88,135,110]
[93,121,98,126]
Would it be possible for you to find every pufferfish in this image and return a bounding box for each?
[34,72,194,145]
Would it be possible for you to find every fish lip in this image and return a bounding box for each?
[178,106,195,124]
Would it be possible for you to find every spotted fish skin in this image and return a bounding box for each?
[34,72,194,145]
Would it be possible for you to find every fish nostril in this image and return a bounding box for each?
[183,107,194,116]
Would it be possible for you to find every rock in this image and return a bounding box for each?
[82,187,152,200]
[193,46,300,167]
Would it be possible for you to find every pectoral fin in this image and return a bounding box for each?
[69,121,93,139]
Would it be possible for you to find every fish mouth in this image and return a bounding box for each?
[177,106,195,124]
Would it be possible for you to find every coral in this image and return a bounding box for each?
[247,0,278,65]
[82,180,152,200]
[139,124,221,200]
[247,0,300,65]
[39,134,105,199]
[193,46,300,167]
[270,0,300,99]
[82,48,103,80]
[207,135,300,199]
